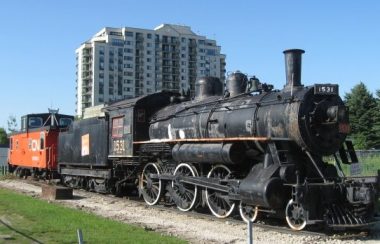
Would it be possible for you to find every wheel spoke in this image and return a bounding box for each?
[206,165,235,218]
[140,163,162,206]
[239,202,259,223]
[285,199,307,230]
[171,163,198,212]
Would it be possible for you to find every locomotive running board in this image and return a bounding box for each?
[134,137,292,144]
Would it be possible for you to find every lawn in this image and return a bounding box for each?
[0,188,186,244]
[325,155,380,177]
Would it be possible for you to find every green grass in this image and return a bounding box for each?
[325,155,380,177]
[0,188,186,244]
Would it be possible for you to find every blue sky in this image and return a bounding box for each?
[1,1,379,130]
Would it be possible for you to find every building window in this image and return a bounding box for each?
[181,46,186,51]
[125,31,133,37]
[111,38,124,47]
[147,33,152,39]
[147,43,151,47]
[147,65,151,70]
[112,117,124,138]
[198,40,205,45]
[125,71,133,76]
[99,82,104,94]
[110,31,122,36]
[147,50,151,55]
[207,49,216,56]
[181,37,186,43]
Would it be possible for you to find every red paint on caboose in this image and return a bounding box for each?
[8,111,73,177]
[9,129,60,170]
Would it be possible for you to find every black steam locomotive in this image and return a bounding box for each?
[58,49,379,230]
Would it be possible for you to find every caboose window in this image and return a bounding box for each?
[40,132,45,150]
[21,117,27,131]
[59,118,73,127]
[28,117,43,128]
[112,117,124,138]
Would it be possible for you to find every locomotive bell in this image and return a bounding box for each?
[194,77,223,100]
[226,71,248,97]
[283,49,305,90]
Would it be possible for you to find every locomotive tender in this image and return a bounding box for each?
[36,49,380,230]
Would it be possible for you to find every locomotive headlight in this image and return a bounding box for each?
[326,105,348,123]
[326,106,338,122]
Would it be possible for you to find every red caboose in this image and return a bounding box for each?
[8,110,73,178]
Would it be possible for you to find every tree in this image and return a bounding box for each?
[344,82,377,149]
[7,115,18,133]
[0,127,8,145]
[372,90,380,149]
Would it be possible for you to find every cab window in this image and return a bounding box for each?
[112,117,124,138]
[28,117,43,128]
[59,118,73,127]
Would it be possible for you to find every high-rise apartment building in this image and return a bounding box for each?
[75,24,226,116]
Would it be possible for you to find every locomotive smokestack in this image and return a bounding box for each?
[283,49,305,90]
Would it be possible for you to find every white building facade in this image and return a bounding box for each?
[76,24,226,116]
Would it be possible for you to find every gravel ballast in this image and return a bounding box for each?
[0,179,379,244]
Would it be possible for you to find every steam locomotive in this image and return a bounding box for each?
[9,49,379,230]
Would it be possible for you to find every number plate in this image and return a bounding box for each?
[314,84,339,95]
[113,139,126,154]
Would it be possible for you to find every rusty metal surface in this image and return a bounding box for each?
[41,184,73,200]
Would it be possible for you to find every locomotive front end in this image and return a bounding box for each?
[255,49,350,156]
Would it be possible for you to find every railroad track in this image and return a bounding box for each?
[22,178,374,240]
[146,202,373,240]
